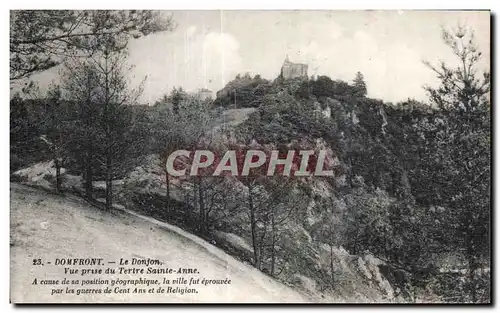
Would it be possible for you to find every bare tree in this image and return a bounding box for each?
[316,198,347,289]
[153,96,219,224]
[261,179,306,277]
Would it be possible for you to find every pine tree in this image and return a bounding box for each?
[353,71,367,97]
[423,25,490,303]
[61,31,146,209]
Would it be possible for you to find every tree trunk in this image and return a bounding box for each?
[104,50,111,211]
[259,221,269,265]
[270,211,276,277]
[85,160,93,200]
[352,236,357,255]
[197,177,205,233]
[465,213,478,303]
[54,158,61,193]
[466,239,478,302]
[165,171,170,215]
[105,155,112,210]
[84,143,93,199]
[348,155,353,188]
[330,244,335,289]
[249,184,260,269]
[468,264,477,303]
[84,70,94,201]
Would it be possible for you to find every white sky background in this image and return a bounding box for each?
[19,10,491,104]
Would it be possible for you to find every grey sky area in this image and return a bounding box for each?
[17,10,490,104]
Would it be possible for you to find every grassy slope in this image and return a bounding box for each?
[10,183,312,303]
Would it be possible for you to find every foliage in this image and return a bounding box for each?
[353,71,367,97]
[213,73,271,108]
[421,25,490,303]
[10,10,174,79]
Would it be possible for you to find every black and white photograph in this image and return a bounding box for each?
[8,9,491,304]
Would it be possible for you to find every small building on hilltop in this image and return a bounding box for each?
[280,55,308,80]
[197,88,213,101]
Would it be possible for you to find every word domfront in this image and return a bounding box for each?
[166,149,334,177]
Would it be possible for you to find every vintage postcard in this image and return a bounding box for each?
[9,10,491,303]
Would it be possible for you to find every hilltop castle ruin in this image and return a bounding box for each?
[280,55,308,80]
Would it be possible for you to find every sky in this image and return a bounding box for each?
[20,10,490,104]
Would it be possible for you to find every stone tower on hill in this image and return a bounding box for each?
[280,54,308,80]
